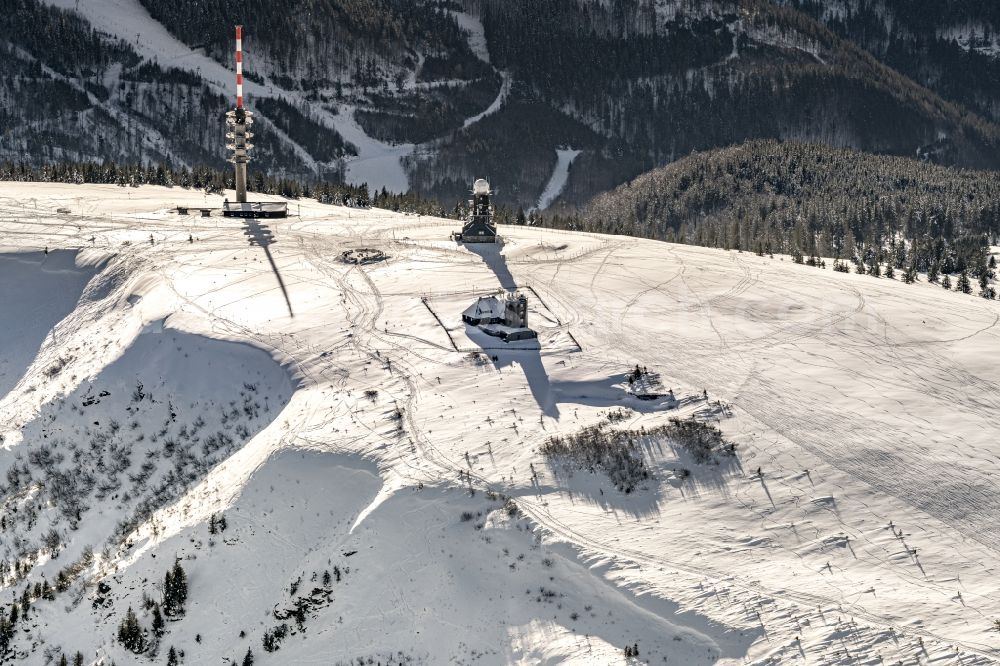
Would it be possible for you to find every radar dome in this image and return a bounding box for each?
[473,179,491,195]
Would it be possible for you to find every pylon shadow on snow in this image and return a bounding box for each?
[242,219,294,318]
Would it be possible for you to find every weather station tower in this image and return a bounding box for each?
[454,178,497,243]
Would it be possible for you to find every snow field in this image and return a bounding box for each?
[0,183,998,664]
[0,251,97,402]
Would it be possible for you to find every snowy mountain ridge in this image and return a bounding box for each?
[1,183,999,664]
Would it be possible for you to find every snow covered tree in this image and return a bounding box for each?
[0,608,12,655]
[927,262,940,283]
[958,271,972,294]
[243,647,255,666]
[151,603,165,637]
[166,646,179,666]
[894,240,907,269]
[942,273,952,290]
[117,606,146,653]
[163,561,188,617]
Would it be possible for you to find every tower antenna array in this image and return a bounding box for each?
[225,25,254,203]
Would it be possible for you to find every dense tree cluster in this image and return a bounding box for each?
[407,95,604,208]
[0,0,138,77]
[0,606,13,655]
[255,97,357,162]
[571,140,1000,278]
[485,1,734,96]
[117,606,146,654]
[473,0,1000,208]
[542,423,651,493]
[136,0,482,90]
[356,74,502,145]
[788,0,1000,124]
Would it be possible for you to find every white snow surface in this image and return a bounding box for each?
[1,183,1000,664]
[0,251,97,401]
[448,10,492,63]
[534,148,583,211]
[333,105,414,194]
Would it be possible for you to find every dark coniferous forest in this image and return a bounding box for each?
[2,0,1000,267]
[568,141,1000,279]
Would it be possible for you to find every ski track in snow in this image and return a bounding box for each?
[534,148,582,211]
[46,0,239,96]
[463,72,512,129]
[332,105,414,194]
[2,184,1000,664]
[448,10,491,63]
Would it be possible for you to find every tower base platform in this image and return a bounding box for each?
[223,201,288,219]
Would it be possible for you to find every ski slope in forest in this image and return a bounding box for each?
[42,0,509,194]
[1,183,1000,665]
[534,148,582,211]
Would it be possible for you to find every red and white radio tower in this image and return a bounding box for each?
[225,25,253,203]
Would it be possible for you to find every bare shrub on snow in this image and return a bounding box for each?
[662,417,736,464]
[541,423,650,493]
[542,417,736,492]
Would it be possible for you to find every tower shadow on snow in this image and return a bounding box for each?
[478,346,560,420]
[464,237,558,416]
[465,240,518,292]
[243,219,294,318]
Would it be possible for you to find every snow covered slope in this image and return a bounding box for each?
[1,183,999,665]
